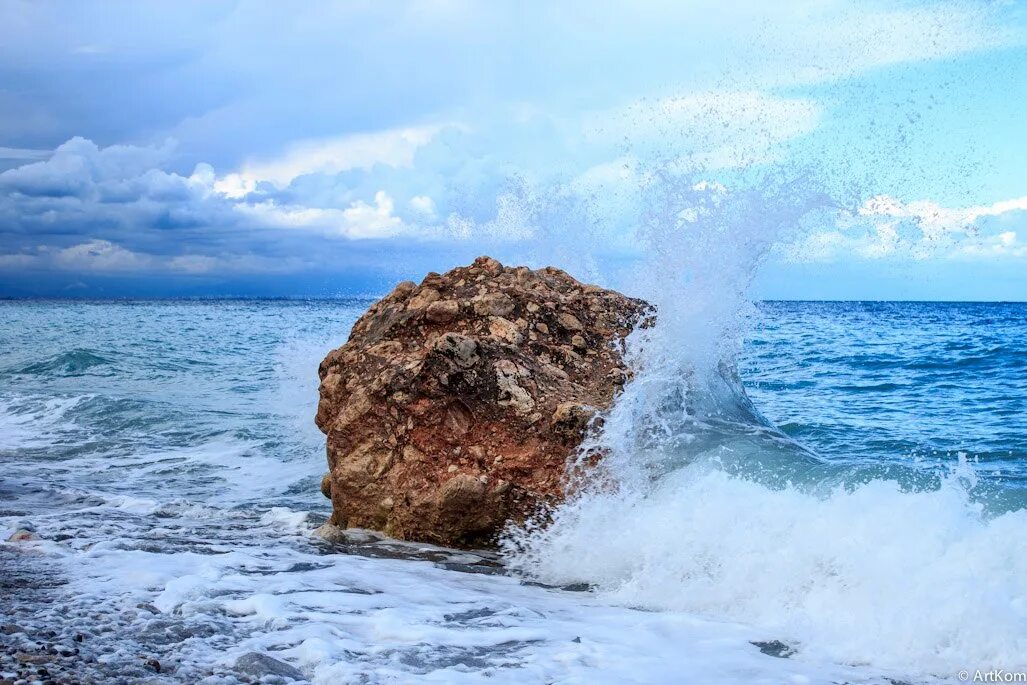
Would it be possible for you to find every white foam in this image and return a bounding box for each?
[507,463,1027,677]
[505,168,1027,680]
[54,529,897,684]
[0,394,92,449]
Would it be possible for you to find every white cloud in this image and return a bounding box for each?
[859,194,1027,241]
[787,193,1027,262]
[54,239,152,271]
[236,190,410,240]
[211,172,256,200]
[958,230,1027,259]
[232,125,447,189]
[410,195,436,217]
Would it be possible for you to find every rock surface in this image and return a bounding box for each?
[234,652,305,682]
[315,256,648,548]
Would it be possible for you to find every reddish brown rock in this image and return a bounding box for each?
[315,256,648,548]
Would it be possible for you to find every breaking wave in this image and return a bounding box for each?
[503,169,1027,677]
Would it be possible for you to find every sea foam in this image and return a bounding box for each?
[504,169,1027,678]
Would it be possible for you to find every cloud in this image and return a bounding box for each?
[0,1,1018,169]
[410,195,436,217]
[0,136,179,199]
[233,125,447,189]
[3,107,1023,288]
[0,146,51,161]
[237,191,413,240]
[2,0,1025,300]
[53,239,151,271]
[785,193,1027,262]
[859,194,1027,240]
[0,135,462,281]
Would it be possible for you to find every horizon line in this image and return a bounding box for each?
[2,296,1026,305]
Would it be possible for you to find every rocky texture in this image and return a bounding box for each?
[315,256,648,548]
[234,652,305,682]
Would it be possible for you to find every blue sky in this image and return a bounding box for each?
[0,1,1025,300]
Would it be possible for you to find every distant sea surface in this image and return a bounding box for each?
[1,300,1025,684]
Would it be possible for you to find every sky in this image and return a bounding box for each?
[0,0,1025,300]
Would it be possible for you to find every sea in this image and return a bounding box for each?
[1,298,1025,684]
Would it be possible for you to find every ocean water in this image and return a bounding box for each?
[1,298,1025,684]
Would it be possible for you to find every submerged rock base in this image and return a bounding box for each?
[315,256,647,548]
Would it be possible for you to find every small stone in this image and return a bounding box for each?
[472,292,515,317]
[447,465,458,473]
[438,474,486,510]
[535,322,549,334]
[544,363,570,381]
[234,652,304,682]
[552,402,597,437]
[607,368,628,385]
[488,317,523,345]
[406,287,441,310]
[557,312,584,332]
[473,255,504,273]
[425,300,460,324]
[6,530,34,543]
[433,333,480,369]
[570,334,587,349]
[494,360,535,414]
[390,281,416,299]
[313,522,349,543]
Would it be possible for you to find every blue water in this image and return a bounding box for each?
[748,301,1027,495]
[1,299,1025,683]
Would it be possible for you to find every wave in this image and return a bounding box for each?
[0,393,94,450]
[9,348,116,377]
[505,459,1027,676]
[506,320,1027,676]
[503,168,1027,679]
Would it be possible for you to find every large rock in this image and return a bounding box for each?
[315,256,648,548]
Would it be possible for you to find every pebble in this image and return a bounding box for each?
[234,652,305,681]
